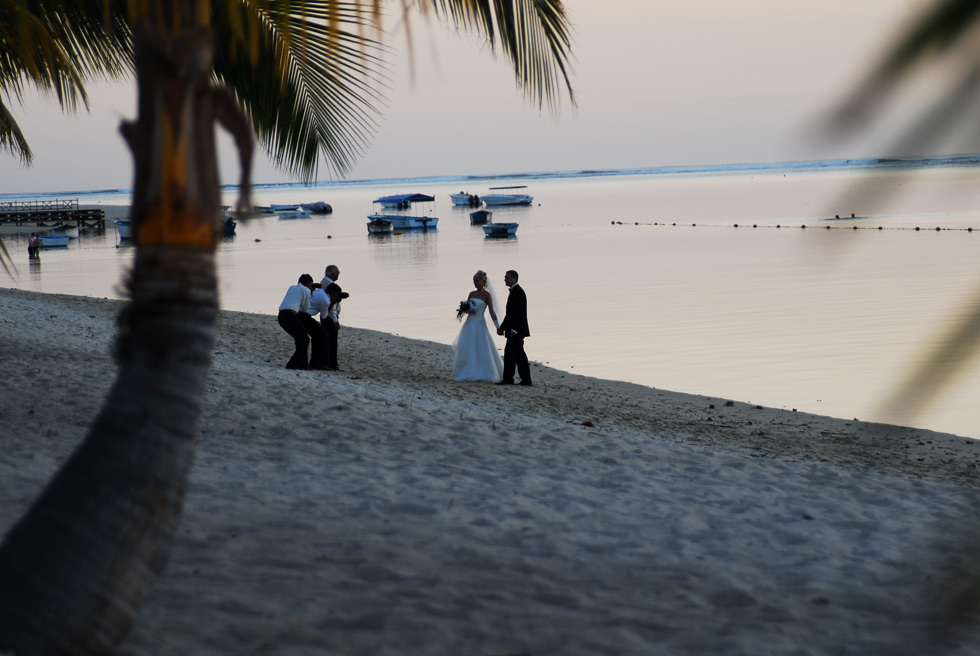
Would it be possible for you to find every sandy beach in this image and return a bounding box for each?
[3,287,980,654]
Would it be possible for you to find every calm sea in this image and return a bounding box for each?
[5,158,980,438]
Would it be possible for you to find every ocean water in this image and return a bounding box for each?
[5,158,980,438]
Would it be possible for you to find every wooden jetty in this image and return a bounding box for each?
[0,199,105,231]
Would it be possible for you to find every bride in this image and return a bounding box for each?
[453,270,504,382]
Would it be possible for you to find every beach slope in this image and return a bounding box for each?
[2,288,980,655]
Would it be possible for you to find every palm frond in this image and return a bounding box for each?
[213,1,389,180]
[427,0,575,110]
[0,97,33,163]
[0,0,133,161]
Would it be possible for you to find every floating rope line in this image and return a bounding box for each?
[612,221,976,232]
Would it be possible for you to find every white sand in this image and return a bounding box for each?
[3,287,980,655]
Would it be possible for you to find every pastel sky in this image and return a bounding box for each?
[0,1,928,194]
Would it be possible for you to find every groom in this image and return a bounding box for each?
[497,270,532,386]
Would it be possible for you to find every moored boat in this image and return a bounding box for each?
[301,201,333,214]
[366,217,393,235]
[114,218,133,240]
[270,203,312,219]
[483,222,518,237]
[368,193,438,230]
[38,234,70,248]
[450,192,481,206]
[368,214,438,230]
[482,185,533,206]
[470,209,492,224]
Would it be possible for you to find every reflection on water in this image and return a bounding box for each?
[4,165,980,438]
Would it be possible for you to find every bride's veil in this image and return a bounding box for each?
[485,275,503,320]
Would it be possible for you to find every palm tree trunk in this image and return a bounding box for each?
[0,2,240,653]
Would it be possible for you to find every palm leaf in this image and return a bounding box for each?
[213,1,389,180]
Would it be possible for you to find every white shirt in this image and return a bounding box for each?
[308,287,331,319]
[279,284,311,313]
[320,275,335,289]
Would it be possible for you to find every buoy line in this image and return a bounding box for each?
[611,221,975,233]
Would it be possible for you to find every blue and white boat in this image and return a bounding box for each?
[38,234,70,248]
[470,209,492,224]
[368,193,438,230]
[481,185,533,206]
[450,192,481,206]
[271,204,312,219]
[483,222,518,237]
[114,218,133,240]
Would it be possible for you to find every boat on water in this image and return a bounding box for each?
[301,201,333,214]
[271,204,312,219]
[51,223,80,239]
[470,209,492,224]
[450,192,481,206]
[366,217,393,235]
[481,185,533,206]
[368,193,438,230]
[38,234,70,248]
[368,213,438,230]
[222,213,237,235]
[114,218,133,240]
[483,222,519,237]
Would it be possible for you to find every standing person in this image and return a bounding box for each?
[453,270,504,382]
[321,264,340,289]
[303,283,330,370]
[27,233,40,259]
[496,269,532,386]
[277,273,318,369]
[323,283,349,370]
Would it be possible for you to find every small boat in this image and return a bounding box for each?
[38,234,70,248]
[482,185,533,206]
[368,193,438,230]
[470,209,492,224]
[271,204,312,219]
[368,214,438,230]
[51,223,80,239]
[114,218,133,240]
[450,192,481,206]
[301,201,333,214]
[366,217,393,235]
[483,222,518,237]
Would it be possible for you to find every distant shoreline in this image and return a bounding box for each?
[3,154,980,200]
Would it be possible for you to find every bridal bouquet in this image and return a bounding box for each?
[456,299,474,321]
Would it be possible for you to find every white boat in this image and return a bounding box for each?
[366,217,393,235]
[481,186,533,206]
[450,192,481,206]
[368,193,438,230]
[271,204,312,219]
[368,214,438,230]
[38,234,70,248]
[483,222,518,237]
[51,223,80,239]
[470,209,492,224]
[114,218,133,240]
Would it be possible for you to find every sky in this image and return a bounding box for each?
[0,1,931,195]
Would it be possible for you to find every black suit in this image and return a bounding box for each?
[500,283,531,384]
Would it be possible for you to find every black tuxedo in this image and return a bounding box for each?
[500,283,531,384]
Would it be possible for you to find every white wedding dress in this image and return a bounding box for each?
[453,298,504,382]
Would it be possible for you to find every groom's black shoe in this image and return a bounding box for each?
[496,380,514,385]
[519,381,533,386]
